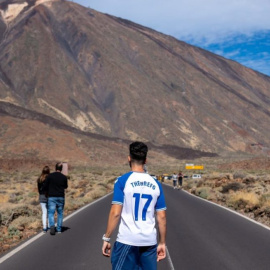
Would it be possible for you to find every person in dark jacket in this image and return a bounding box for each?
[45,162,68,235]
[178,171,183,189]
[37,166,50,233]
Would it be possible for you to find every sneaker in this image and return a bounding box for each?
[56,231,62,234]
[50,226,55,235]
[42,229,47,233]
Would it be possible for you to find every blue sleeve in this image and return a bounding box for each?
[112,172,133,205]
[155,181,167,211]
[112,178,124,205]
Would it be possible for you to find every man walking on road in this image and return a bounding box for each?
[45,162,68,235]
[102,141,167,270]
[178,171,183,189]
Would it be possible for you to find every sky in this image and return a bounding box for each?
[74,0,270,77]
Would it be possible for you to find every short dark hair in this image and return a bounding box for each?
[129,141,148,165]
[55,162,63,171]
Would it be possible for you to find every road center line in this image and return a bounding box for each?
[166,246,175,270]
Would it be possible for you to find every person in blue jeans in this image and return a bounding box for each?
[102,141,167,270]
[44,162,68,235]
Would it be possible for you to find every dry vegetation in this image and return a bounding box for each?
[0,165,128,254]
[164,156,270,228]
[1,155,270,255]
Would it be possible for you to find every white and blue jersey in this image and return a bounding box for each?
[112,171,167,246]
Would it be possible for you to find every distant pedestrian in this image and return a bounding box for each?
[102,141,167,270]
[178,171,183,189]
[162,175,165,182]
[37,166,50,233]
[143,164,148,173]
[45,162,68,235]
[172,172,178,189]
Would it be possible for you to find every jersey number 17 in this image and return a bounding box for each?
[133,193,153,221]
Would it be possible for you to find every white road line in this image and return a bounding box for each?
[182,189,270,232]
[164,183,270,232]
[0,192,113,264]
[0,233,44,264]
[166,246,175,270]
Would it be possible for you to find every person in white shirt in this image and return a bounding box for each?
[172,173,178,189]
[102,141,167,270]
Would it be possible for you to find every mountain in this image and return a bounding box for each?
[0,0,270,164]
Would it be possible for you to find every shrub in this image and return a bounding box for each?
[233,171,247,179]
[28,220,41,230]
[28,192,37,198]
[16,196,23,202]
[8,226,22,238]
[185,179,198,190]
[2,206,34,226]
[97,182,107,188]
[92,190,106,200]
[30,200,39,206]
[248,183,266,195]
[259,193,270,208]
[0,194,9,203]
[221,182,242,193]
[92,170,103,176]
[8,193,17,203]
[10,216,35,229]
[228,191,259,210]
[107,177,117,185]
[195,187,211,200]
[243,176,256,184]
[196,180,204,188]
[65,199,85,212]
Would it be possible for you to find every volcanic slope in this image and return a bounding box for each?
[0,0,270,156]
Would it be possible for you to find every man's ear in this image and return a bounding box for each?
[144,158,147,164]
[128,156,131,162]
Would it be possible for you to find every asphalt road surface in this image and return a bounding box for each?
[1,184,270,270]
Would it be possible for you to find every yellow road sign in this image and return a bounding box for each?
[185,165,204,170]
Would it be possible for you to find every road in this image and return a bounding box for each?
[1,184,270,269]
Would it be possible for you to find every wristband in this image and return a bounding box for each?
[102,234,110,242]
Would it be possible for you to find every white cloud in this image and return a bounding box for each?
[212,46,270,75]
[74,0,270,75]
[76,0,270,43]
[223,50,242,58]
[240,58,270,75]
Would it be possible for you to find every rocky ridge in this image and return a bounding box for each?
[0,0,270,163]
